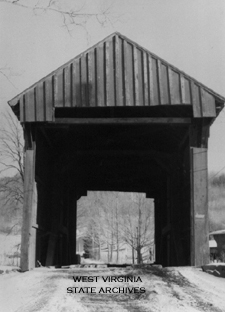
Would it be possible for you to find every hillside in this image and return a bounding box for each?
[208,173,225,232]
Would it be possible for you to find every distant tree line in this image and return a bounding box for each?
[209,173,225,187]
[208,172,225,232]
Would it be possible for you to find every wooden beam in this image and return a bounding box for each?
[21,148,37,271]
[45,225,58,266]
[29,182,37,268]
[190,147,209,266]
[68,188,77,264]
[45,171,63,266]
[54,117,191,125]
[65,149,173,158]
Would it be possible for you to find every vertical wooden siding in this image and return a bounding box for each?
[14,33,218,122]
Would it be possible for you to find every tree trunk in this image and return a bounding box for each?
[107,243,110,262]
[132,246,135,264]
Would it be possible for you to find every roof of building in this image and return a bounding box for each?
[210,229,225,236]
[8,32,225,123]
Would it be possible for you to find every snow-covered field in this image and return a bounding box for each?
[0,265,225,312]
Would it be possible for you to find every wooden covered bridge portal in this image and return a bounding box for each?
[9,33,225,271]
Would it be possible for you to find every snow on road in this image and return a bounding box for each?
[0,266,225,312]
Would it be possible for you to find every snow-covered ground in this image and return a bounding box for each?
[0,234,21,266]
[0,265,225,312]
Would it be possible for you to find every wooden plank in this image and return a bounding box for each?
[25,88,35,122]
[70,63,73,107]
[19,94,25,122]
[143,52,149,106]
[105,40,110,106]
[137,49,144,106]
[148,56,154,105]
[125,42,134,106]
[180,75,185,104]
[21,148,36,271]
[64,149,173,158]
[55,117,191,125]
[151,57,159,105]
[54,69,64,107]
[81,54,88,107]
[36,82,45,121]
[68,188,77,264]
[133,46,139,106]
[191,82,202,117]
[161,63,169,104]
[167,67,172,105]
[97,43,105,106]
[29,182,37,268]
[123,40,130,106]
[115,35,123,106]
[45,75,53,121]
[114,35,119,106]
[72,59,81,107]
[190,147,209,266]
[169,69,181,105]
[200,88,216,117]
[183,78,191,104]
[108,38,115,106]
[157,59,163,105]
[64,64,71,107]
[88,51,95,107]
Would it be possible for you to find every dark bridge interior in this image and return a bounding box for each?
[40,106,192,194]
[34,106,193,268]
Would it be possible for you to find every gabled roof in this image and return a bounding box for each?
[8,32,225,122]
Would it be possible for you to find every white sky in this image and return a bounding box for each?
[1,0,225,173]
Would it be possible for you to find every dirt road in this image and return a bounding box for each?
[1,266,225,312]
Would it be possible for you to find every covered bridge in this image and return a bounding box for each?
[9,32,225,271]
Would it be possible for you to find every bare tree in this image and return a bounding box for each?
[0,110,24,205]
[121,193,154,264]
[0,110,24,235]
[77,191,124,262]
[0,0,115,34]
[0,67,19,91]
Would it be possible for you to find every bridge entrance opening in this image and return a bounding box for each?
[77,191,155,265]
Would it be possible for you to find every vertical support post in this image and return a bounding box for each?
[68,188,77,264]
[45,169,62,267]
[21,147,37,271]
[154,198,160,264]
[190,147,209,266]
[29,182,37,268]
